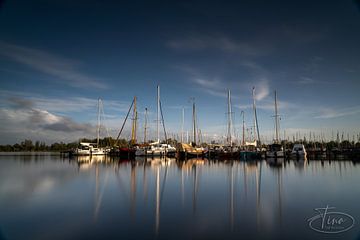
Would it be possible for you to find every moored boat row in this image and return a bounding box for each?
[68,86,310,161]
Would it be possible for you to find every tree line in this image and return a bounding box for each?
[0,137,131,152]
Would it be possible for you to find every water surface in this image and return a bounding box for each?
[0,155,360,240]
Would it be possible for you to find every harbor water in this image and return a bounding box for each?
[0,155,360,240]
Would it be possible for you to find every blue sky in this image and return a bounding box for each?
[0,0,360,144]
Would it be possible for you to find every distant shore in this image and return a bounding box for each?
[0,151,62,156]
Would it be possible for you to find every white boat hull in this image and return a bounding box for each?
[135,144,176,157]
[72,143,108,156]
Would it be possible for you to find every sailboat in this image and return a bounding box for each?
[217,89,240,159]
[266,91,285,159]
[135,85,176,157]
[291,143,307,159]
[240,87,262,160]
[109,96,138,158]
[73,98,108,156]
[178,99,207,159]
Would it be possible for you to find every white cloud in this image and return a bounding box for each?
[0,93,135,144]
[0,93,131,142]
[0,107,94,144]
[0,41,108,89]
[254,79,270,101]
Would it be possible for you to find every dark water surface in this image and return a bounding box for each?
[1,155,360,240]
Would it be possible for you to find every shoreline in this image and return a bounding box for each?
[0,151,62,156]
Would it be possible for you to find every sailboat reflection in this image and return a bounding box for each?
[93,163,109,222]
[178,158,206,170]
[148,157,174,235]
[240,161,263,230]
[229,162,234,231]
[266,157,284,167]
[155,164,160,234]
[275,166,283,226]
[260,160,284,230]
[225,160,265,232]
[177,158,205,215]
[293,157,308,169]
[130,161,137,218]
[73,157,288,237]
[75,155,109,170]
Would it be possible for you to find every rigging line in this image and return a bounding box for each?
[115,98,135,146]
[254,104,261,146]
[159,101,168,142]
[99,99,112,145]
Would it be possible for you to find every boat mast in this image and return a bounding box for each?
[181,107,184,143]
[274,90,280,143]
[193,101,196,145]
[157,85,160,143]
[97,98,101,146]
[144,108,148,143]
[131,96,137,145]
[227,89,233,145]
[241,110,245,146]
[252,88,257,143]
[198,129,202,144]
[252,87,261,146]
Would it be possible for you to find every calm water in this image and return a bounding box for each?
[1,155,360,240]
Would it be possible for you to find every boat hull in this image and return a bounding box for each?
[240,151,261,160]
[178,150,207,159]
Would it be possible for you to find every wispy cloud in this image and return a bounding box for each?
[242,99,360,122]
[192,78,228,98]
[33,97,129,114]
[172,65,230,98]
[295,76,330,85]
[315,106,360,119]
[297,77,316,85]
[0,90,129,114]
[193,78,222,89]
[253,79,270,101]
[0,41,108,89]
[167,34,270,56]
[174,63,271,100]
[171,68,222,99]
[167,25,324,57]
[235,99,295,112]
